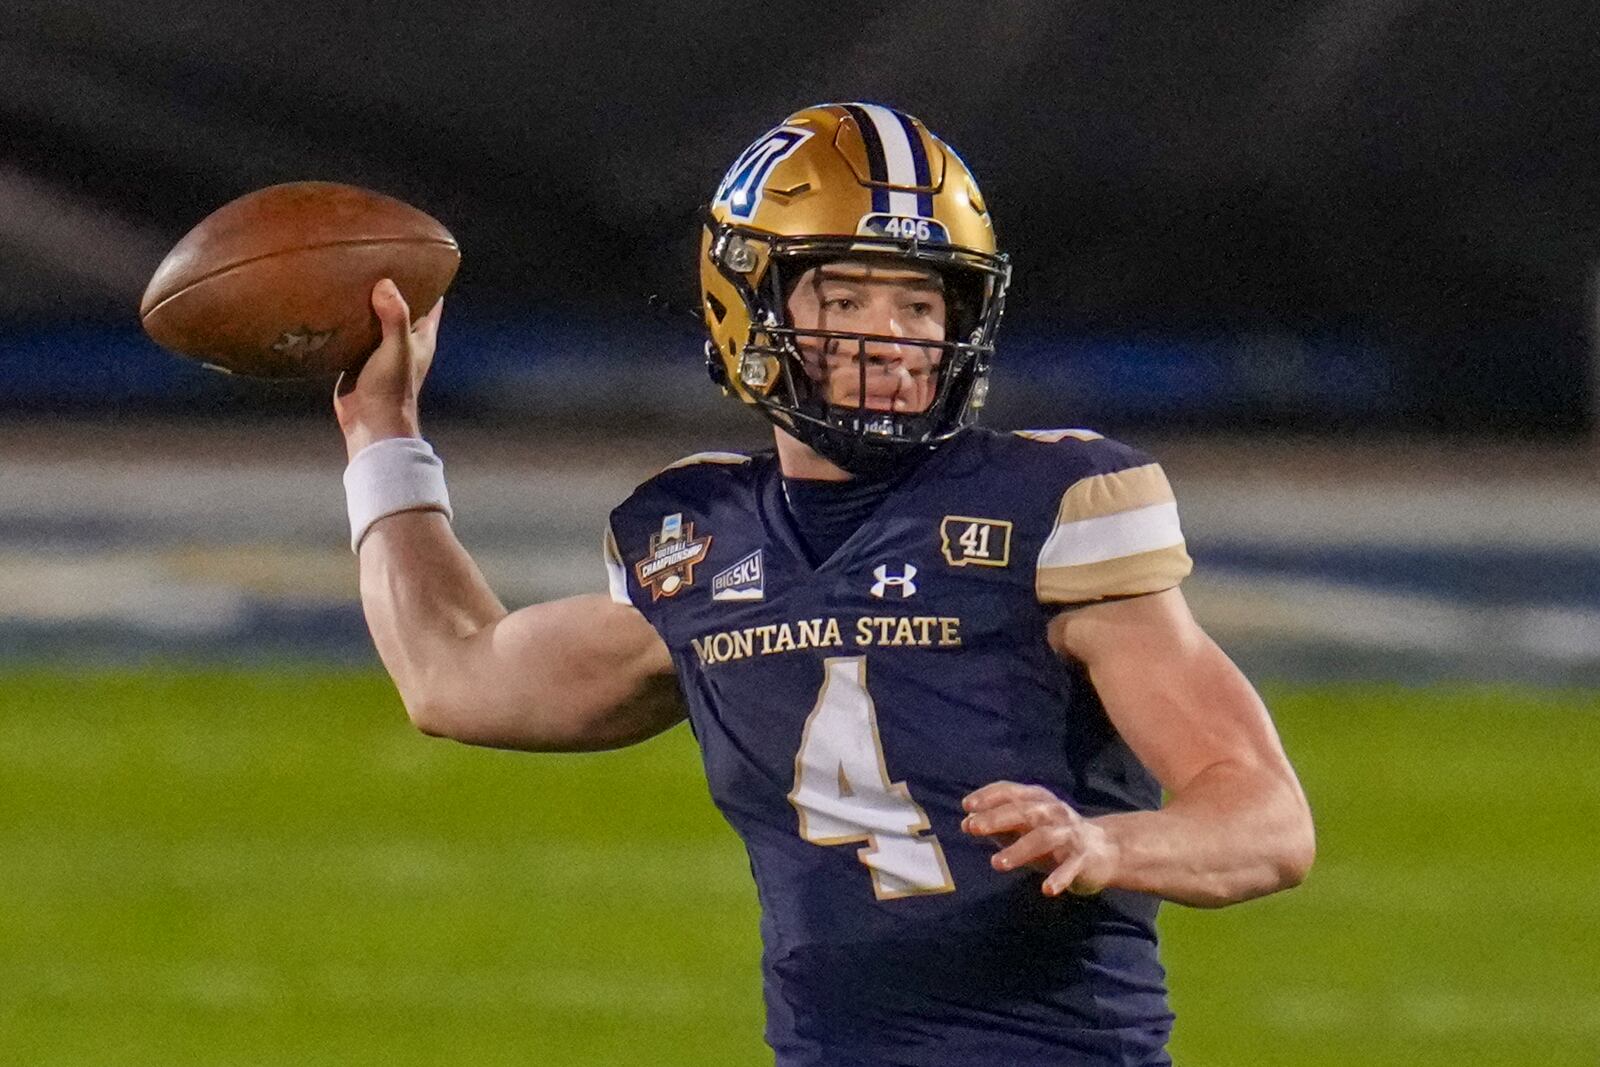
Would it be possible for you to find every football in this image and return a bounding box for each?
[139,181,459,379]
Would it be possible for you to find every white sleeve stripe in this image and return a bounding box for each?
[1038,502,1184,568]
[603,528,631,605]
[605,556,630,605]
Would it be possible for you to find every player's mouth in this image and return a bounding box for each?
[851,389,933,414]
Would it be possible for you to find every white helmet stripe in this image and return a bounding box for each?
[858,103,923,218]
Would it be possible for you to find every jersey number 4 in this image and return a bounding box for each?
[788,656,956,900]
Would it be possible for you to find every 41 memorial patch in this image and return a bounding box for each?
[939,515,1012,567]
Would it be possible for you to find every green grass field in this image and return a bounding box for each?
[2,668,1595,1065]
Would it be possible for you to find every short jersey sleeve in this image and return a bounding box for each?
[1033,451,1193,605]
[603,449,757,613]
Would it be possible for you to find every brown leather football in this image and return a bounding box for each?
[140,182,460,379]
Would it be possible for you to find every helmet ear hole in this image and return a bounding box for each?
[705,293,727,324]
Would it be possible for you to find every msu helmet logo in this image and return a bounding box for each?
[713,127,813,221]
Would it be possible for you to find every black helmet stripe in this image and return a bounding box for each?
[890,110,937,218]
[851,103,939,221]
[842,103,892,215]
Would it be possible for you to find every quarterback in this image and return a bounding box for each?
[334,103,1315,1065]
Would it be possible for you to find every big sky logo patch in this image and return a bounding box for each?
[712,550,765,602]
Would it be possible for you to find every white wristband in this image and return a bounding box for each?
[343,437,453,553]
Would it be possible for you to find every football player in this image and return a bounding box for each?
[334,102,1315,1066]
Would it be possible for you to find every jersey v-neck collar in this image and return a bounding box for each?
[754,438,959,575]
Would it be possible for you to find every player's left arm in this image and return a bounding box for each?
[963,587,1315,908]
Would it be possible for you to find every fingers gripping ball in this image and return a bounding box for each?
[140,182,459,380]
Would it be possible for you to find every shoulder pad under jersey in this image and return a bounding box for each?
[603,450,761,606]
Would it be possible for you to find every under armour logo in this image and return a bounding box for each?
[870,563,918,599]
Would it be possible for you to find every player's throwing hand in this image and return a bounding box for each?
[962,781,1121,897]
[333,279,444,459]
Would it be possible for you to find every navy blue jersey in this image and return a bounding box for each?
[605,427,1193,1067]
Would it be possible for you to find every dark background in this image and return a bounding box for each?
[4,0,1597,434]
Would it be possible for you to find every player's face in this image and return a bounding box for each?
[785,262,948,414]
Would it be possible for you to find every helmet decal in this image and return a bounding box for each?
[841,103,935,218]
[713,126,814,220]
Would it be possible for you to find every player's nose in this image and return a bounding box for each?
[859,307,918,364]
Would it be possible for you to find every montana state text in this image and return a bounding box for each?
[691,616,962,667]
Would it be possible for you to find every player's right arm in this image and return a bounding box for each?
[333,280,685,752]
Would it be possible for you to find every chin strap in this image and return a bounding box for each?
[795,417,946,478]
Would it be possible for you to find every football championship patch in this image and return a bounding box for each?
[712,550,765,602]
[635,513,712,600]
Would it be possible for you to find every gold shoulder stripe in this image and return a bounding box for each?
[661,451,753,471]
[1036,544,1193,604]
[1012,428,1103,443]
[1057,463,1173,524]
[1035,462,1190,603]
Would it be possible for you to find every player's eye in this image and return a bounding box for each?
[905,301,936,317]
[822,297,858,312]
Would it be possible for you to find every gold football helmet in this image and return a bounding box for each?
[700,102,1010,472]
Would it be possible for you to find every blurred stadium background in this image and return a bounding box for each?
[2,3,1597,1064]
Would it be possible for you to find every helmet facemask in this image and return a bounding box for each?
[705,223,1010,476]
